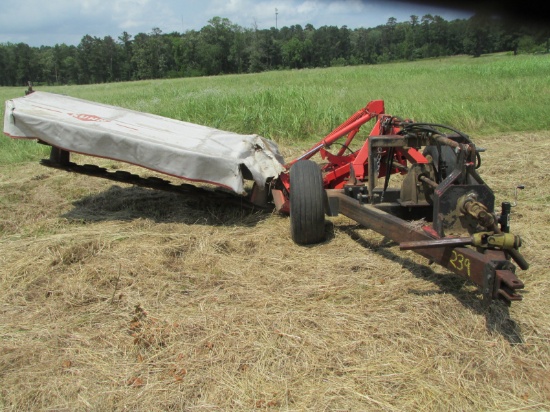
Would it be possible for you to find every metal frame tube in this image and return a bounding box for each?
[326,190,524,304]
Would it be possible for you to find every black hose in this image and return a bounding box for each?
[401,122,472,144]
[476,151,482,169]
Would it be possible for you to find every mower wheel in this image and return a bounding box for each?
[423,145,476,184]
[423,145,456,181]
[290,160,326,245]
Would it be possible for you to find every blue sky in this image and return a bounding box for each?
[0,0,476,47]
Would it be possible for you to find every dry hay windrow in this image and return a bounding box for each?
[0,134,548,411]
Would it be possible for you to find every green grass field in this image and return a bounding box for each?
[1,53,549,165]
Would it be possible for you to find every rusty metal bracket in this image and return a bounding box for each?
[326,189,525,305]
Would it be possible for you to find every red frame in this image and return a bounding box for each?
[273,100,430,212]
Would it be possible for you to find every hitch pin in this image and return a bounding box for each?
[511,184,525,207]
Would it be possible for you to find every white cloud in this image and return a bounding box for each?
[0,0,473,46]
[326,0,365,14]
[296,1,319,14]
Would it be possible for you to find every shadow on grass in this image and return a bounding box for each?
[62,185,273,227]
[340,224,524,345]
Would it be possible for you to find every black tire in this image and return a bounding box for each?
[290,160,326,245]
[423,145,477,184]
[423,145,457,181]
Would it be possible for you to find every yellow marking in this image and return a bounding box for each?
[450,250,471,277]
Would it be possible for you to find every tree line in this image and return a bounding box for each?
[0,14,548,86]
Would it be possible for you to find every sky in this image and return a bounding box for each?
[0,0,478,47]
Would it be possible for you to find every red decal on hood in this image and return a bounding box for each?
[69,113,109,122]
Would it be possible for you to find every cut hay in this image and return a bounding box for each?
[0,134,548,411]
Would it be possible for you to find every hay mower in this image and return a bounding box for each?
[4,88,528,306]
[269,99,528,306]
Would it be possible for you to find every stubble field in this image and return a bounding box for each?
[1,54,549,411]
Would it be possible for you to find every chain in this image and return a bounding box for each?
[375,147,383,176]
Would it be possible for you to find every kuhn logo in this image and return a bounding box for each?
[69,113,109,122]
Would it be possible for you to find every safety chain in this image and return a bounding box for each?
[375,147,383,176]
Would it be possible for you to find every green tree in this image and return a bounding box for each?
[229,23,247,73]
[102,36,120,82]
[0,44,16,86]
[174,30,204,77]
[197,17,238,75]
[350,27,382,64]
[281,36,304,68]
[15,43,39,85]
[418,14,435,57]
[248,23,265,73]
[38,47,56,84]
[446,18,468,55]
[431,15,449,56]
[2,13,546,86]
[131,28,171,79]
[77,35,106,83]
[118,31,134,81]
[463,13,491,57]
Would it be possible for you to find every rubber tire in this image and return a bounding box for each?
[290,160,326,245]
[423,145,457,180]
[423,145,477,185]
